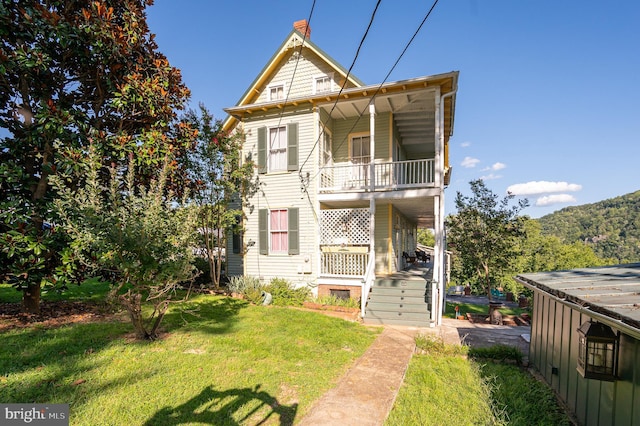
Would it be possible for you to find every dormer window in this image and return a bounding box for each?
[269,83,285,101]
[313,74,333,94]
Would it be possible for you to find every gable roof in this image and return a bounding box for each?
[222,27,365,133]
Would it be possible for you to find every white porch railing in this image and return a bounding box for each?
[319,159,435,192]
[360,252,376,318]
[320,251,368,276]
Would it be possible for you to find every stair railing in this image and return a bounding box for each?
[360,252,376,318]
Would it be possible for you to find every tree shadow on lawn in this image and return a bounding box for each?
[0,321,160,404]
[144,384,298,426]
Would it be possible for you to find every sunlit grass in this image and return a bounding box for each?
[0,294,379,425]
[388,335,570,426]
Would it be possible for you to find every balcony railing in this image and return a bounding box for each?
[319,159,435,192]
[320,251,368,276]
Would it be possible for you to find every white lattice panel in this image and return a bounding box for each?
[320,208,370,245]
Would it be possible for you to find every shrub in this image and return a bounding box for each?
[314,294,360,309]
[227,275,263,304]
[264,278,310,306]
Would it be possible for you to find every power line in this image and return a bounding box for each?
[272,1,316,141]
[298,0,382,173]
[304,0,441,186]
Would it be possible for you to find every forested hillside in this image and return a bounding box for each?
[536,190,640,263]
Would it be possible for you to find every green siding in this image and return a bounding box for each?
[530,291,640,426]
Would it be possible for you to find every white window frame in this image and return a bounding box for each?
[268,125,287,172]
[320,125,332,167]
[268,82,286,101]
[313,73,334,94]
[349,132,371,165]
[269,209,289,254]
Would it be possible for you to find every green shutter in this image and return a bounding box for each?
[287,122,298,171]
[257,127,267,174]
[288,207,299,255]
[258,209,268,255]
[232,215,242,254]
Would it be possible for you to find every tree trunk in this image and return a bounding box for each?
[120,292,149,340]
[22,283,41,314]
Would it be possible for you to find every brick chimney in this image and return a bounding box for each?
[293,19,311,39]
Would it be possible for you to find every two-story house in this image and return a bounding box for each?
[223,20,458,327]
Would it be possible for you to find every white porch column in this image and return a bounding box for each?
[369,103,376,192]
[433,86,444,326]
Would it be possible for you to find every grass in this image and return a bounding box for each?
[387,335,571,426]
[0,293,379,425]
[0,278,111,303]
[444,301,527,318]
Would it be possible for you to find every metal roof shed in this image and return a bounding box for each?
[515,263,640,426]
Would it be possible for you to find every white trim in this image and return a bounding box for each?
[312,72,334,95]
[267,82,287,101]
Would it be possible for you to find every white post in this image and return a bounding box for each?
[369,103,376,192]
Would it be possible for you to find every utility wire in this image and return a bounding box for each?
[304,0,441,186]
[298,0,382,173]
[271,1,316,146]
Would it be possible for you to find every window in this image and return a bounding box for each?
[259,208,299,255]
[314,75,332,94]
[268,126,287,171]
[320,126,332,166]
[257,123,298,174]
[269,209,288,253]
[350,134,371,164]
[350,134,370,185]
[269,84,285,101]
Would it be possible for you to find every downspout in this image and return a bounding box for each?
[515,277,640,341]
[435,83,458,325]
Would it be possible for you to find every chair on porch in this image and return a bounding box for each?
[402,251,416,265]
[415,249,430,263]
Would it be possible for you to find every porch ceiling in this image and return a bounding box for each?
[324,89,437,160]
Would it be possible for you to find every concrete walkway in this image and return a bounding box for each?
[296,315,531,425]
[297,326,418,426]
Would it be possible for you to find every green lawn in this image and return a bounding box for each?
[387,335,571,426]
[2,285,566,425]
[0,293,379,425]
[0,278,111,303]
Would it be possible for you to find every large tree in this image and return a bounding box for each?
[446,179,529,300]
[0,0,194,312]
[184,105,257,289]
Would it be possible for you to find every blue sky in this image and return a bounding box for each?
[147,0,640,218]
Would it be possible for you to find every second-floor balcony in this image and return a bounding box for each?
[319,158,435,193]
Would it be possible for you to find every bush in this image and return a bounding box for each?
[227,275,263,304]
[313,294,360,308]
[264,278,310,306]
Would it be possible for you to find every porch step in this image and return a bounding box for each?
[363,277,432,327]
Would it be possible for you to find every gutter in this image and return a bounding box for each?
[514,276,640,341]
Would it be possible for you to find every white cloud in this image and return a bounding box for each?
[506,181,582,196]
[535,194,577,206]
[461,141,471,148]
[461,156,480,168]
[482,162,507,172]
[480,173,502,181]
